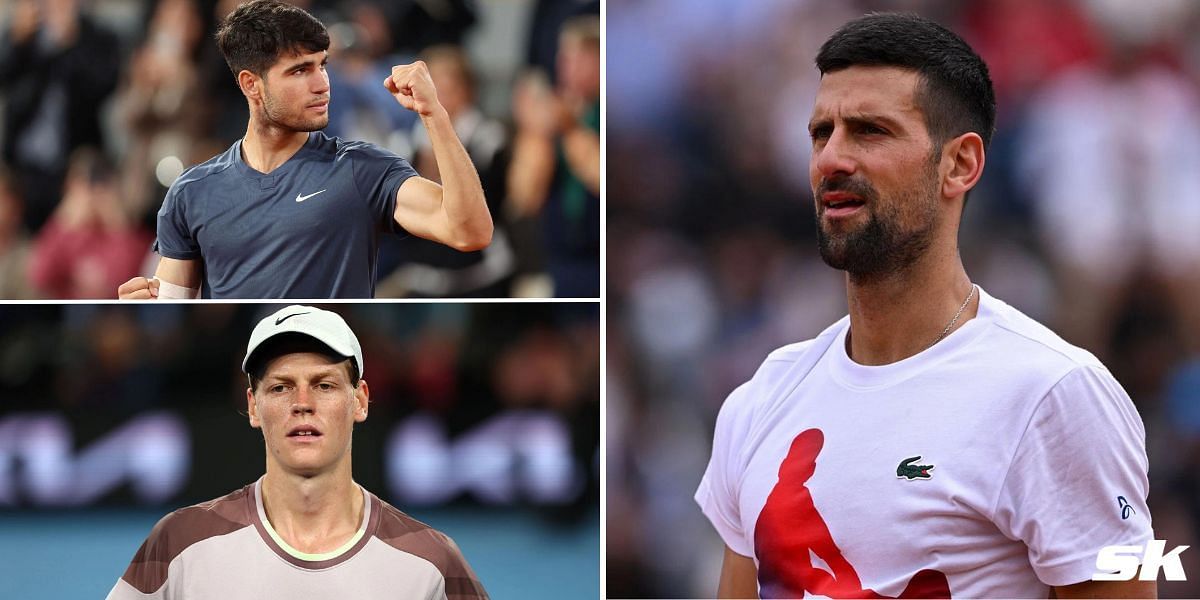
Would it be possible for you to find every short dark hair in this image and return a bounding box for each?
[246,332,360,393]
[216,0,329,79]
[816,13,996,150]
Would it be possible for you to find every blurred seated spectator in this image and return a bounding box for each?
[377,44,517,298]
[0,0,120,233]
[508,15,600,298]
[0,167,34,299]
[28,149,153,299]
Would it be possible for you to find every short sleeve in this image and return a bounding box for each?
[696,381,757,558]
[153,183,200,259]
[992,365,1153,586]
[349,143,419,235]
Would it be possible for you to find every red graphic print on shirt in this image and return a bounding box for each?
[754,428,951,598]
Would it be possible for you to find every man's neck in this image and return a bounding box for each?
[260,463,364,555]
[241,117,309,175]
[843,241,978,366]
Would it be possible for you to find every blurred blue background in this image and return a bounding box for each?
[0,303,599,599]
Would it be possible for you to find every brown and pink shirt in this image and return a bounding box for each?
[106,478,487,599]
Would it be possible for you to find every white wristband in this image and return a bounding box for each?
[153,277,200,299]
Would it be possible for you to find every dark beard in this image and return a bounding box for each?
[814,169,938,279]
[816,206,933,277]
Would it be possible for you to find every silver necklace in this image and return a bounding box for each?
[928,284,977,350]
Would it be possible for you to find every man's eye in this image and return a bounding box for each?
[861,124,887,135]
[270,385,287,393]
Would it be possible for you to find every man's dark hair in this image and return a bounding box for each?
[216,0,330,80]
[816,13,996,150]
[246,333,360,393]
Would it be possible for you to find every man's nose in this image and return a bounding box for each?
[291,389,315,414]
[813,130,858,181]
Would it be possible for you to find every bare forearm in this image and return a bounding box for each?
[507,132,556,217]
[561,125,600,196]
[420,107,492,249]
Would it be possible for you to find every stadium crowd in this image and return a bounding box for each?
[607,0,1200,597]
[0,0,600,298]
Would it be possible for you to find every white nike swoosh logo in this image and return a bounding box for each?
[296,189,327,202]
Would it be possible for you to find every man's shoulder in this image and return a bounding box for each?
[719,317,849,417]
[167,142,241,196]
[979,291,1103,372]
[372,493,461,562]
[309,131,403,162]
[120,484,255,594]
[148,484,256,545]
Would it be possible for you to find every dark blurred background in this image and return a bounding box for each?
[0,0,600,298]
[606,0,1200,597]
[0,302,599,598]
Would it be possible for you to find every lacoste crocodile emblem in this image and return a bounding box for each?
[897,456,934,480]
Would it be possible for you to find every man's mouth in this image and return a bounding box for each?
[821,192,866,218]
[287,425,323,439]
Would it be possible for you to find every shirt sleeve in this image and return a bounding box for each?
[153,183,200,260]
[991,365,1153,586]
[695,379,758,558]
[349,143,419,235]
[434,532,490,600]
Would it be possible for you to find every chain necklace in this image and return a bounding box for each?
[927,284,977,351]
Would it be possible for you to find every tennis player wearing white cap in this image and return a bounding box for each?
[108,305,488,600]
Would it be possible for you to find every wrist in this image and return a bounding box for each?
[419,104,451,123]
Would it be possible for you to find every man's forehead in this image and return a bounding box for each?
[262,351,345,376]
[811,66,921,117]
[272,49,328,70]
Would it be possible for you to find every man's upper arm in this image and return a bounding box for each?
[393,176,450,243]
[154,257,201,290]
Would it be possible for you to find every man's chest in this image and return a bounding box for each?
[189,166,373,254]
[737,368,1045,597]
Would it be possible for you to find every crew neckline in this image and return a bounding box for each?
[826,286,996,391]
[252,476,373,566]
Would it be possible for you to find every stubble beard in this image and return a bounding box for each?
[261,86,329,133]
[815,163,940,281]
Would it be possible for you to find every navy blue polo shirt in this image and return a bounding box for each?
[154,132,417,298]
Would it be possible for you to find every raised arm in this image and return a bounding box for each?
[384,61,492,252]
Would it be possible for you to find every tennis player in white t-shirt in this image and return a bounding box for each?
[696,13,1155,599]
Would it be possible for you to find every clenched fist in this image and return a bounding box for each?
[383,61,442,117]
[118,276,159,299]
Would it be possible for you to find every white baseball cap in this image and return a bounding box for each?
[242,305,363,377]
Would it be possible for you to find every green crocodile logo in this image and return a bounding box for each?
[897,456,934,480]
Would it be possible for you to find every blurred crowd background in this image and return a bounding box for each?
[607,0,1200,597]
[0,302,599,598]
[0,0,600,299]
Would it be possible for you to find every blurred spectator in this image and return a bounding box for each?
[377,44,517,297]
[0,0,120,232]
[0,168,34,298]
[115,0,209,224]
[508,15,601,297]
[1017,0,1200,360]
[28,149,153,299]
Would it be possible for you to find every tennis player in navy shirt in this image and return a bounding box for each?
[118,0,492,299]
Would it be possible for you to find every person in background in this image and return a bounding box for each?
[508,15,600,298]
[29,149,152,299]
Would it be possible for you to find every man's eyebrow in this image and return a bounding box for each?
[808,113,904,133]
[283,59,316,71]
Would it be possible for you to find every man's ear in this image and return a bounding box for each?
[238,69,262,100]
[247,388,262,429]
[353,380,369,423]
[940,132,985,201]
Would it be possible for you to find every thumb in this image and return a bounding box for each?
[148,278,160,298]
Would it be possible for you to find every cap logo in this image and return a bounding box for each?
[275,312,310,326]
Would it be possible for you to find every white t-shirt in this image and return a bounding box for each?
[695,288,1152,598]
